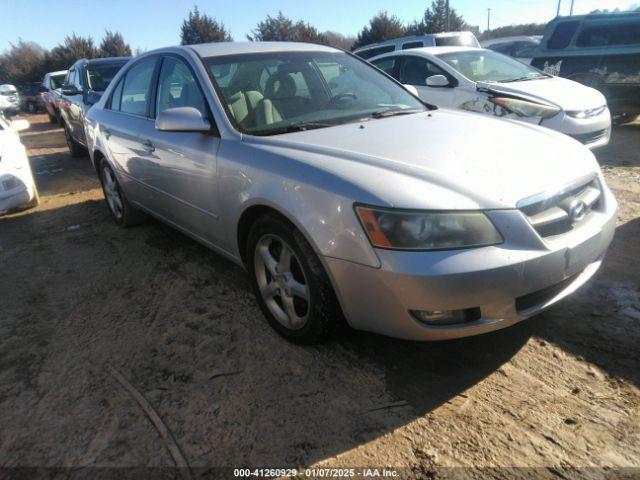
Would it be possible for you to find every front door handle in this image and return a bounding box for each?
[141,139,155,153]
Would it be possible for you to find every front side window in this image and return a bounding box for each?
[50,74,66,90]
[399,57,448,85]
[86,62,127,92]
[576,20,640,47]
[119,58,157,116]
[65,70,76,87]
[437,49,547,83]
[371,57,397,75]
[203,50,426,136]
[156,57,207,116]
[547,21,580,49]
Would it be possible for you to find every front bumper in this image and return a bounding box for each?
[325,187,617,341]
[541,108,612,150]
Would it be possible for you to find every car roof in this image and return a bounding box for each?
[85,56,130,65]
[185,41,338,58]
[353,32,475,52]
[373,46,482,59]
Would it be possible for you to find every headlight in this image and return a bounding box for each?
[489,97,560,119]
[355,206,502,250]
[566,105,606,119]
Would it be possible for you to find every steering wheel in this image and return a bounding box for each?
[326,92,357,108]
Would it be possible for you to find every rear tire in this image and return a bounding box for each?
[98,160,146,227]
[63,122,86,158]
[246,213,345,344]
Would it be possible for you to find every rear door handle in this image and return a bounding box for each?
[141,139,155,153]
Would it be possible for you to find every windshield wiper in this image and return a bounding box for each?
[369,108,424,119]
[501,75,547,83]
[284,122,333,133]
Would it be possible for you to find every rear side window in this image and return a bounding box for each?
[109,78,124,111]
[547,21,580,49]
[576,21,640,47]
[402,41,423,50]
[356,45,395,60]
[120,57,157,116]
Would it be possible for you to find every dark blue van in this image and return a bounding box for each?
[531,12,640,124]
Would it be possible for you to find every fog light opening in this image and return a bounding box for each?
[411,307,481,326]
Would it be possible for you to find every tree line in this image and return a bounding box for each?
[0,1,547,86]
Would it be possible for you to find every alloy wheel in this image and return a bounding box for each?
[254,234,310,330]
[102,167,123,220]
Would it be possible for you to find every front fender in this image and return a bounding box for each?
[218,141,381,268]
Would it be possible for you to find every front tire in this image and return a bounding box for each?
[98,160,145,227]
[246,214,344,344]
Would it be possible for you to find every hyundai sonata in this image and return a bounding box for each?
[85,42,616,343]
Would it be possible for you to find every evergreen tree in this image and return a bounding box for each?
[180,6,232,45]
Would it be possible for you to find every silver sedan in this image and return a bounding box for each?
[85,42,616,343]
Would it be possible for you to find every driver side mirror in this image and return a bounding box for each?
[61,85,81,96]
[156,107,211,132]
[426,75,450,88]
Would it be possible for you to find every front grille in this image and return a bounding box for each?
[569,129,608,145]
[518,175,602,238]
[515,274,577,313]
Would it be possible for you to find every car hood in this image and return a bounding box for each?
[244,109,601,210]
[479,76,607,111]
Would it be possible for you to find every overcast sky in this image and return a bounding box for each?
[0,0,635,51]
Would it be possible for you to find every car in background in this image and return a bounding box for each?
[531,12,640,124]
[0,84,21,116]
[41,70,67,123]
[482,36,541,64]
[371,46,611,149]
[0,113,38,214]
[19,82,46,113]
[85,42,615,344]
[353,32,480,59]
[59,57,129,156]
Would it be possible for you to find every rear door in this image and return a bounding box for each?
[136,54,221,245]
[99,56,160,207]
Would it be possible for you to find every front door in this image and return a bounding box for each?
[136,55,221,246]
[398,56,459,109]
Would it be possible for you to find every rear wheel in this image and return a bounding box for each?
[99,160,145,227]
[246,214,344,344]
[63,123,86,157]
[613,113,639,126]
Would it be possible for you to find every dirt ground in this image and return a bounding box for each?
[0,114,638,479]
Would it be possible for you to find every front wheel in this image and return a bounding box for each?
[247,214,345,344]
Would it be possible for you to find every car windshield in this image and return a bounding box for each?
[86,62,126,92]
[51,74,66,90]
[203,50,427,136]
[437,49,548,83]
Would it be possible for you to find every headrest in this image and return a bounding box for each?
[265,73,296,99]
